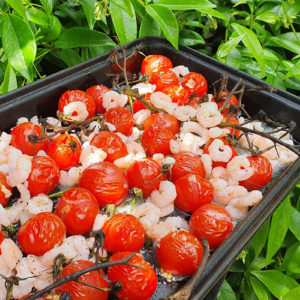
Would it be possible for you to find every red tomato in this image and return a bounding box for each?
[0,232,4,254]
[0,171,11,206]
[56,260,108,300]
[142,127,175,157]
[19,294,48,300]
[102,214,145,253]
[127,159,165,198]
[133,93,151,113]
[239,156,273,191]
[56,187,99,235]
[85,85,110,114]
[90,131,128,163]
[141,55,173,77]
[161,85,190,105]
[102,107,134,136]
[211,91,239,116]
[189,204,233,249]
[47,134,82,170]
[143,112,179,134]
[11,122,49,156]
[17,212,66,256]
[170,151,206,182]
[79,162,128,207]
[108,252,157,300]
[223,116,240,137]
[150,69,179,91]
[181,72,208,98]
[156,231,203,276]
[58,90,96,120]
[175,174,214,213]
[27,156,60,196]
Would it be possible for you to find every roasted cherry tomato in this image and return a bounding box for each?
[161,85,190,105]
[56,187,99,235]
[223,116,240,137]
[143,112,179,134]
[0,232,4,255]
[56,260,108,300]
[58,90,96,120]
[90,131,128,163]
[150,69,179,91]
[142,127,175,157]
[11,122,49,156]
[20,294,49,300]
[156,231,203,276]
[211,91,239,116]
[27,156,60,196]
[239,155,273,191]
[17,212,66,256]
[85,85,110,114]
[0,171,12,206]
[47,134,82,170]
[181,72,208,98]
[127,159,165,198]
[189,204,233,249]
[102,213,145,253]
[108,252,157,300]
[102,107,134,136]
[170,151,206,182]
[175,174,214,213]
[79,162,128,207]
[133,93,151,113]
[141,54,173,77]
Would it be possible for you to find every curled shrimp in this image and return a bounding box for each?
[63,101,89,122]
[170,65,189,78]
[150,181,177,209]
[165,216,189,231]
[180,121,209,143]
[208,139,233,163]
[132,202,161,230]
[196,102,223,128]
[26,195,53,216]
[59,166,83,187]
[7,154,32,187]
[133,109,151,127]
[80,143,107,169]
[227,156,254,181]
[114,153,136,169]
[208,127,230,139]
[172,133,205,155]
[159,204,175,217]
[92,214,109,231]
[126,140,146,160]
[201,154,213,178]
[0,238,23,270]
[146,221,173,241]
[131,83,156,95]
[172,105,197,121]
[215,185,248,206]
[152,153,165,164]
[102,91,128,110]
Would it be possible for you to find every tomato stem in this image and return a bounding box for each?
[48,187,75,199]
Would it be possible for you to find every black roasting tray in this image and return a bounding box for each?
[0,37,299,300]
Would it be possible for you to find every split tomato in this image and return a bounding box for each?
[161,85,190,105]
[150,69,179,91]
[85,85,110,114]
[0,171,12,206]
[181,72,208,98]
[143,112,179,134]
[141,54,173,77]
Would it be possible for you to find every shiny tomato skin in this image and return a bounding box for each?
[239,156,273,191]
[19,294,48,300]
[27,156,60,196]
[0,232,4,254]
[0,171,12,206]
[143,112,179,134]
[56,260,108,300]
[142,127,175,157]
[133,93,151,113]
[170,152,206,182]
[190,204,233,249]
[150,69,179,91]
[79,162,128,207]
[127,159,165,198]
[11,122,49,156]
[47,134,82,170]
[17,212,66,256]
[161,85,190,106]
[211,91,239,116]
[108,252,157,300]
[58,90,96,120]
[156,231,203,276]
[90,131,128,163]
[181,72,208,98]
[56,187,99,235]
[102,214,145,253]
[102,107,134,136]
[141,55,173,77]
[175,174,214,213]
[223,116,240,137]
[85,85,110,114]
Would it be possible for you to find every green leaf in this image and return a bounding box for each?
[2,14,36,82]
[231,23,265,75]
[255,12,279,24]
[249,276,269,300]
[289,207,300,240]
[130,0,146,17]
[89,45,114,57]
[26,7,50,26]
[40,16,61,42]
[217,279,236,300]
[78,0,96,30]
[146,4,179,49]
[110,1,137,44]
[179,29,204,46]
[281,242,300,273]
[251,270,299,298]
[6,0,27,20]
[283,287,300,300]
[60,49,82,67]
[284,60,300,79]
[39,0,55,14]
[216,34,244,59]
[197,8,228,20]
[139,13,161,38]
[111,0,133,17]
[156,0,215,10]
[268,33,300,55]
[54,27,116,48]
[1,62,17,94]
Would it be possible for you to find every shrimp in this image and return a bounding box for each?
[102,91,128,110]
[132,202,161,230]
[201,154,213,178]
[214,185,249,206]
[92,214,108,231]
[0,238,23,270]
[150,181,177,208]
[7,154,32,187]
[152,153,165,164]
[172,133,205,155]
[131,83,156,95]
[165,216,189,232]
[180,121,209,144]
[126,127,141,143]
[26,194,53,216]
[208,127,230,139]
[59,166,83,187]
[227,156,254,181]
[17,117,29,125]
[146,221,173,241]
[63,101,89,122]
[30,116,40,125]
[159,204,175,217]
[170,65,189,78]
[126,140,146,160]
[133,109,151,127]
[80,143,107,169]
[114,153,136,169]
[172,105,197,121]
[208,139,233,163]
[150,91,172,108]
[196,102,223,128]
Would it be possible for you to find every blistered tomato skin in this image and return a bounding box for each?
[47,134,82,170]
[143,112,179,135]
[79,162,128,207]
[156,231,203,276]
[161,85,190,106]
[190,204,233,249]
[11,122,49,156]
[55,260,108,300]
[56,187,99,235]
[150,69,179,91]
[108,252,158,300]
[27,156,60,196]
[239,156,273,191]
[85,85,110,114]
[17,212,66,256]
[102,214,145,253]
[141,55,173,77]
[175,174,214,213]
[133,93,151,113]
[0,171,12,206]
[181,72,208,98]
[211,91,239,116]
[90,131,128,163]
